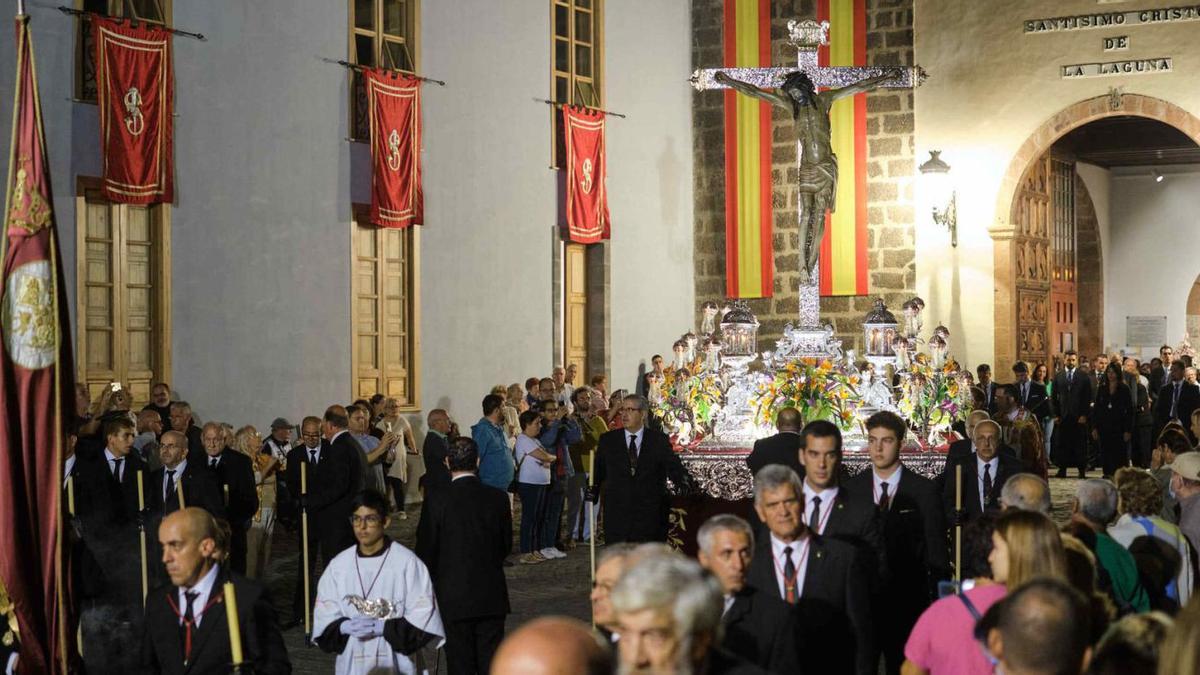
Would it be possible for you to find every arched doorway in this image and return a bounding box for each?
[991,94,1200,374]
[1188,276,1200,340]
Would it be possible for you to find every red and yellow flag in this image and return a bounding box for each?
[817,0,869,296]
[722,0,773,299]
[0,12,78,675]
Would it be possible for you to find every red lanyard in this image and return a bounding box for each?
[166,589,224,664]
[772,537,811,599]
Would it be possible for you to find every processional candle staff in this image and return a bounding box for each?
[301,461,312,641]
[137,470,148,604]
[224,582,245,669]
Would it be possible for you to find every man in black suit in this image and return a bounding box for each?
[146,430,225,519]
[941,420,1024,523]
[417,436,512,674]
[696,514,799,673]
[200,421,258,575]
[74,417,149,673]
[845,411,949,675]
[1149,344,1174,404]
[591,394,687,543]
[421,408,453,496]
[284,416,339,626]
[319,405,368,551]
[978,363,998,415]
[945,409,1020,465]
[747,464,873,674]
[1013,361,1050,423]
[798,420,885,585]
[1051,349,1093,478]
[1155,360,1200,445]
[746,406,803,478]
[142,508,289,674]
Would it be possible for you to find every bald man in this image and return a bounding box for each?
[999,473,1051,515]
[746,407,804,479]
[491,617,612,675]
[142,509,289,674]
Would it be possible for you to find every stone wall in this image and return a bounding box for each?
[1075,172,1104,357]
[691,0,916,351]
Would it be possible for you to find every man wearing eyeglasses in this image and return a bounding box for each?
[590,394,687,544]
[284,415,344,628]
[314,490,445,673]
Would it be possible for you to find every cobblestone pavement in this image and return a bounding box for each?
[266,471,1094,673]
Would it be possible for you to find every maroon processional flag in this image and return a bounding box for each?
[0,12,78,675]
[563,106,611,244]
[365,69,423,228]
[93,16,174,204]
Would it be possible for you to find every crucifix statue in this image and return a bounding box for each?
[692,19,924,327]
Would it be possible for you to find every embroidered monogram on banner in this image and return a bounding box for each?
[364,70,423,228]
[563,107,611,244]
[93,17,174,204]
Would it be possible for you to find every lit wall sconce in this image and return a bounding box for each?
[919,150,957,247]
[1152,169,1164,183]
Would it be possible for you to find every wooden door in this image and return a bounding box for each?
[77,187,170,406]
[352,219,418,406]
[1013,156,1052,367]
[564,242,588,381]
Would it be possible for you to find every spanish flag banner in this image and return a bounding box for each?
[722,0,773,298]
[817,0,869,297]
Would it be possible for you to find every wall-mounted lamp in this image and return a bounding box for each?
[1152,169,1164,183]
[919,150,957,247]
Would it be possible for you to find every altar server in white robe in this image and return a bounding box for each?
[314,489,445,674]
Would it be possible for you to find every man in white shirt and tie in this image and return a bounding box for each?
[1155,360,1200,444]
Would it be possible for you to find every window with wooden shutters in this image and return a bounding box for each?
[349,0,419,141]
[75,182,171,406]
[75,0,171,102]
[351,209,419,408]
[551,0,603,167]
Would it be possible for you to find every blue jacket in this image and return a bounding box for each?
[472,417,514,490]
[539,417,582,478]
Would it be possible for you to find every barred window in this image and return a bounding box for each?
[75,0,170,102]
[551,0,603,167]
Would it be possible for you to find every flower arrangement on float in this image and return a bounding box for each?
[895,351,971,448]
[750,358,863,432]
[650,366,724,449]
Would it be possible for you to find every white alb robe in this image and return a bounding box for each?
[313,541,446,674]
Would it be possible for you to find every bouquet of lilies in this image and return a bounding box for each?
[751,358,863,432]
[652,367,724,448]
[896,353,971,447]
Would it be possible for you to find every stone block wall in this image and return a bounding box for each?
[691,0,916,352]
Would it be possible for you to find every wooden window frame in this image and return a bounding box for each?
[75,0,172,103]
[349,0,421,142]
[551,0,604,167]
[350,205,421,411]
[74,176,172,406]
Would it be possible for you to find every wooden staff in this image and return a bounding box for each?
[954,463,962,586]
[589,450,597,582]
[137,470,148,604]
[301,461,312,641]
[66,474,75,516]
[224,582,245,668]
[177,480,186,510]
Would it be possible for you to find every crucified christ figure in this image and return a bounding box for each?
[715,69,898,280]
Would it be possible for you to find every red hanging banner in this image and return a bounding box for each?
[563,107,611,244]
[364,70,423,228]
[93,17,174,204]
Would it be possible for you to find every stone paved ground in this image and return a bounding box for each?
[266,472,1093,673]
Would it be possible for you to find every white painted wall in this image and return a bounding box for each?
[1105,164,1200,352]
[914,0,1200,367]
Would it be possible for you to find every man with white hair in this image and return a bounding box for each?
[745,464,873,674]
[999,473,1051,515]
[696,514,799,673]
[610,551,764,674]
[940,420,1023,524]
[1068,478,1149,613]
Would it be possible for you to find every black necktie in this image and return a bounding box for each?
[808,496,822,532]
[111,457,123,481]
[165,469,176,503]
[1172,383,1182,418]
[309,449,317,465]
[210,457,219,469]
[982,464,993,507]
[627,435,638,474]
[1022,382,1028,404]
[782,546,797,604]
[181,590,198,661]
[878,482,890,512]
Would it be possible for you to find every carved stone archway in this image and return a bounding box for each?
[991,94,1200,375]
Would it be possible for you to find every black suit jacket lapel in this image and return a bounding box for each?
[154,586,185,667]
[723,591,751,627]
[186,583,228,671]
[800,538,827,598]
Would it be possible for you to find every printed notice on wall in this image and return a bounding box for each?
[1127,315,1168,346]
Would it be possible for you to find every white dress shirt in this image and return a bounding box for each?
[304,444,323,464]
[104,448,125,481]
[873,466,902,508]
[164,458,187,502]
[802,483,838,534]
[177,563,220,627]
[769,532,810,599]
[976,455,999,511]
